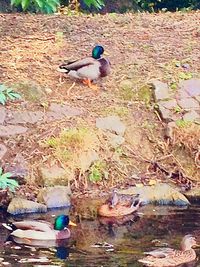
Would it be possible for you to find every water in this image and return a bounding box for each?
[0,204,200,267]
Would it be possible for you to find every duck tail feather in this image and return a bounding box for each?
[2,223,17,231]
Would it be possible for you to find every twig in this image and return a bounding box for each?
[11,35,55,41]
[67,82,76,96]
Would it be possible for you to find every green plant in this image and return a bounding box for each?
[0,84,21,105]
[11,0,104,13]
[89,160,107,182]
[11,0,60,13]
[84,0,104,9]
[0,168,19,192]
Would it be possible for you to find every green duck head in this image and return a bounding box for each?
[92,45,104,59]
[54,215,76,230]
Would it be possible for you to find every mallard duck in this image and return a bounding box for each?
[98,191,141,217]
[138,235,197,267]
[58,45,111,90]
[2,215,76,240]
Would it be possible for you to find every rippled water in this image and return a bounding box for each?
[0,204,200,267]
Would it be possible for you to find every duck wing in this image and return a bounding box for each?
[59,57,96,72]
[144,248,174,258]
[13,220,53,232]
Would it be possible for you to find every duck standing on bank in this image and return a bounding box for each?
[138,235,197,267]
[2,215,76,240]
[58,45,111,90]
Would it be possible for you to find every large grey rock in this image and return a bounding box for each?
[151,80,171,101]
[0,125,28,137]
[0,107,6,124]
[37,186,71,208]
[183,110,200,122]
[38,165,69,186]
[7,198,47,215]
[177,98,199,110]
[6,111,44,124]
[179,79,200,97]
[119,183,189,206]
[96,116,126,136]
[46,103,83,121]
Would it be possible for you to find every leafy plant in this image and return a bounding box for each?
[11,0,104,12]
[89,160,107,182]
[0,84,21,105]
[83,0,105,9]
[11,0,60,13]
[0,168,19,192]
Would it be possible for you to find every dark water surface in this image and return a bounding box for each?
[0,205,200,267]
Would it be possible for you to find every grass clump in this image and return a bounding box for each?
[44,127,100,181]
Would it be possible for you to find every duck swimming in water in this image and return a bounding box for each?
[58,45,111,90]
[138,235,197,267]
[2,215,76,240]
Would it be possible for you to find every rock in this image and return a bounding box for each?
[6,111,44,124]
[119,183,189,206]
[16,82,46,102]
[0,106,6,124]
[79,150,99,172]
[4,154,28,184]
[164,122,176,140]
[157,105,173,121]
[179,79,200,97]
[38,165,69,186]
[183,110,200,122]
[107,132,125,148]
[46,103,83,121]
[158,99,177,109]
[0,125,28,137]
[0,143,7,160]
[177,98,199,110]
[96,116,126,136]
[7,197,47,215]
[37,186,71,208]
[150,80,171,101]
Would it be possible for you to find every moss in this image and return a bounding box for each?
[119,79,134,101]
[138,84,153,105]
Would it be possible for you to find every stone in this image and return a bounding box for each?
[179,79,200,97]
[96,116,126,136]
[79,150,99,172]
[37,186,71,208]
[158,99,177,110]
[119,183,189,206]
[0,143,7,160]
[0,106,6,124]
[46,103,82,121]
[157,105,173,121]
[38,165,69,186]
[183,110,200,122]
[164,122,177,139]
[7,197,47,215]
[0,125,28,137]
[177,98,199,110]
[6,111,44,124]
[4,154,28,183]
[107,132,125,148]
[150,80,171,101]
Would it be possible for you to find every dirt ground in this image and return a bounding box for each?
[0,11,200,192]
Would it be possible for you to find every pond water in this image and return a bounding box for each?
[0,204,200,267]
